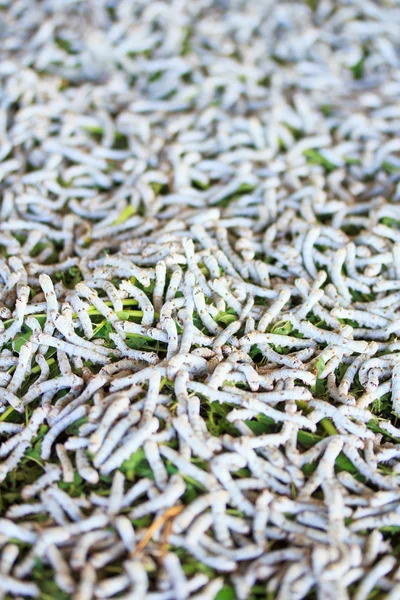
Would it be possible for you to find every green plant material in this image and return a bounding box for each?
[381,217,400,229]
[320,418,338,436]
[216,585,236,600]
[303,149,336,172]
[215,183,256,207]
[58,471,84,497]
[216,311,237,325]
[32,560,71,600]
[315,356,326,377]
[270,320,293,335]
[13,326,33,353]
[112,205,136,225]
[120,448,153,481]
[349,47,369,81]
[0,406,15,422]
[65,417,88,436]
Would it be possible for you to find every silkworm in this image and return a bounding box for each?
[22,465,62,500]
[93,409,141,468]
[100,417,159,475]
[76,448,99,484]
[41,406,87,460]
[108,470,125,515]
[74,563,96,600]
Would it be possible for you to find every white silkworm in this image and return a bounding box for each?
[41,406,87,460]
[179,309,195,354]
[159,446,217,489]
[49,487,85,522]
[210,279,242,314]
[67,292,93,339]
[123,559,149,597]
[172,494,213,534]
[74,563,96,600]
[392,362,400,417]
[353,556,396,600]
[257,288,290,333]
[76,282,119,324]
[47,544,75,594]
[120,280,154,326]
[163,553,189,600]
[153,261,167,313]
[302,227,321,279]
[76,448,99,484]
[38,273,59,354]
[109,365,167,392]
[121,478,154,509]
[129,474,185,519]
[192,285,222,335]
[54,315,111,357]
[141,369,162,424]
[34,333,110,364]
[290,319,368,353]
[108,470,125,515]
[0,441,30,483]
[94,574,130,598]
[7,341,33,395]
[115,515,136,552]
[93,409,141,468]
[0,286,29,346]
[0,519,37,544]
[296,289,324,320]
[167,353,207,380]
[100,417,159,475]
[165,266,183,301]
[210,490,232,549]
[0,574,38,598]
[70,530,114,571]
[22,465,62,500]
[169,534,236,572]
[88,394,129,454]
[144,440,168,490]
[173,415,215,460]
[253,490,273,547]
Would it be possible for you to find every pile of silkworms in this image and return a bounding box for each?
[2,0,400,598]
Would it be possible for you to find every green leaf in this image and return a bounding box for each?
[58,266,83,288]
[315,356,326,378]
[192,179,210,190]
[65,417,88,436]
[381,217,400,229]
[32,562,71,600]
[216,312,237,325]
[297,430,322,449]
[321,104,332,117]
[216,586,236,600]
[350,54,367,80]
[271,320,292,335]
[215,182,256,207]
[112,205,136,226]
[336,452,359,474]
[92,320,113,339]
[120,448,153,481]
[382,161,400,175]
[303,149,336,172]
[113,132,129,150]
[368,420,400,441]
[13,327,33,353]
[320,418,338,436]
[58,472,84,497]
